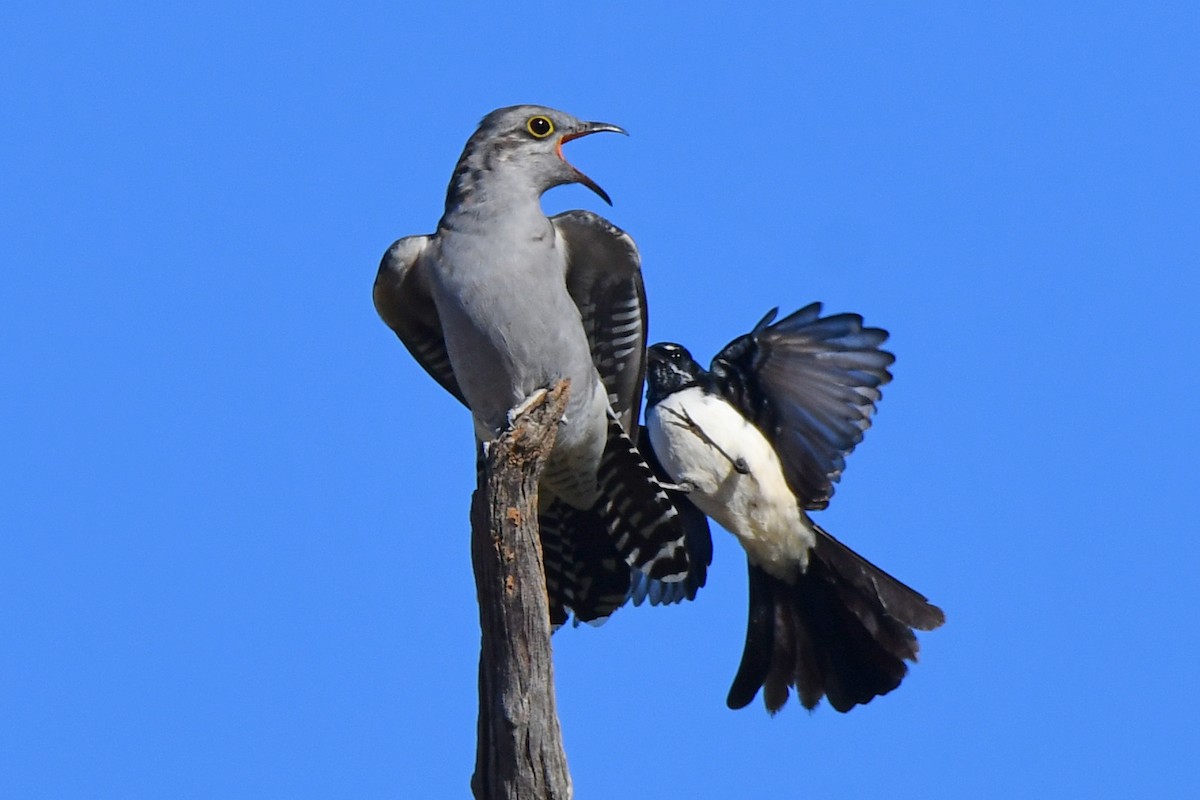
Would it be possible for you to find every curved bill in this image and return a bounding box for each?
[557,121,628,206]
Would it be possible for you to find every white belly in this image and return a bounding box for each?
[647,387,814,578]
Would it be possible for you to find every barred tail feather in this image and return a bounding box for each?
[538,507,574,629]
[540,501,631,626]
[629,429,713,608]
[596,408,690,582]
[539,412,699,626]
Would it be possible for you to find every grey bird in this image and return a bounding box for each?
[374,105,705,625]
[644,304,944,713]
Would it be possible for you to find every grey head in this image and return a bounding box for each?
[646,342,704,405]
[443,104,627,213]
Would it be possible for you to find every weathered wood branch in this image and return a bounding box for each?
[470,380,572,800]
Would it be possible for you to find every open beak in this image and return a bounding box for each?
[557,121,627,206]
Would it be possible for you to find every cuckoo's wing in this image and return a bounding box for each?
[373,235,465,403]
[709,303,894,510]
[541,424,712,627]
[627,427,712,608]
[553,210,648,435]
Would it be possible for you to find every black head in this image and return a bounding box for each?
[646,342,704,405]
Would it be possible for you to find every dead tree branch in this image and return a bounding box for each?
[470,380,572,800]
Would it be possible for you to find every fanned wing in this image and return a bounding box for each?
[710,303,894,510]
[553,210,648,434]
[373,235,465,403]
[553,214,708,614]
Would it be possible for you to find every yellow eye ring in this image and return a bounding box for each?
[527,115,555,138]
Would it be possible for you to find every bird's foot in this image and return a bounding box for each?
[663,406,750,476]
[658,480,694,494]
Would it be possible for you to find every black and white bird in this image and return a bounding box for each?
[373,105,707,625]
[645,303,944,713]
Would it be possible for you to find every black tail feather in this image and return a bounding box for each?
[727,560,776,709]
[812,524,946,632]
[790,559,909,712]
[728,532,944,714]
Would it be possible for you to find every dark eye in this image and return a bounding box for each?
[527,115,554,138]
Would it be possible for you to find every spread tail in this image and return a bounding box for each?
[727,524,944,713]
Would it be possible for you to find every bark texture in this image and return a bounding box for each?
[470,380,572,800]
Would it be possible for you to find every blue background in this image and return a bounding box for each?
[4,2,1197,797]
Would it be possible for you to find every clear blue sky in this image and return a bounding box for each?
[3,2,1197,797]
